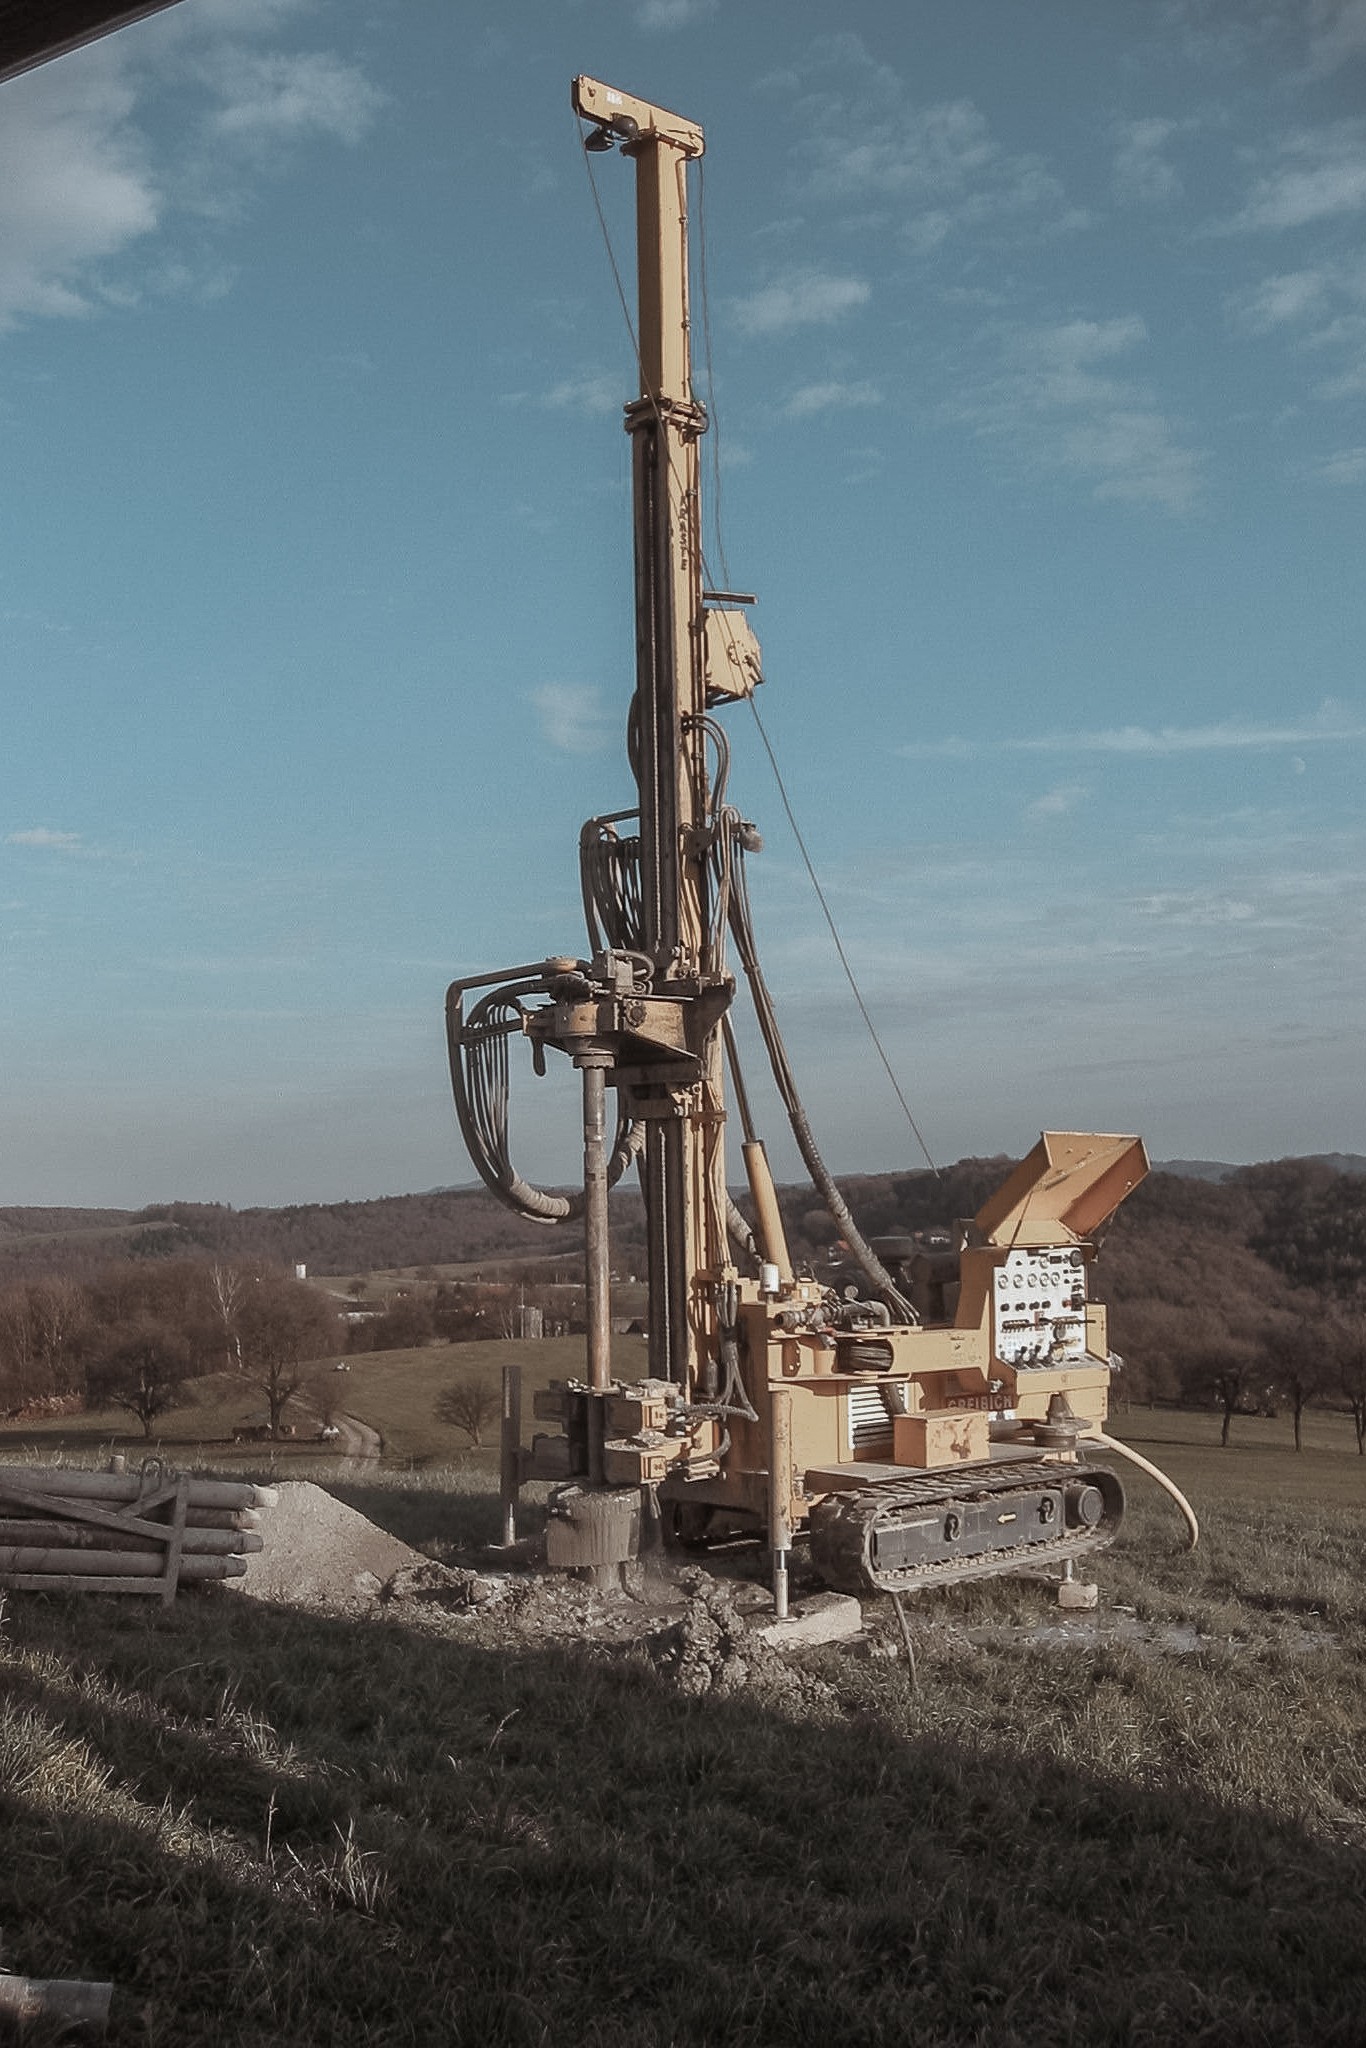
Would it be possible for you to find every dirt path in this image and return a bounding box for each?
[298,1400,382,1463]
[328,1411,381,1462]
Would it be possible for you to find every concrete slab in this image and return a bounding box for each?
[754,1591,863,1649]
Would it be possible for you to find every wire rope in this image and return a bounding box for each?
[576,116,937,1284]
[582,121,936,1172]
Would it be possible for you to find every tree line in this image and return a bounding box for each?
[0,1260,337,1440]
[4,1154,1364,1452]
[769,1155,1366,1452]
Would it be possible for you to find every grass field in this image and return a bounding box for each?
[1,1380,1364,2044]
[0,1334,650,1475]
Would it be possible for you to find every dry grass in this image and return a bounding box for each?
[0,1333,649,1474]
[1,1399,1364,2042]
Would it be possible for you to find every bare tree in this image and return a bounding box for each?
[436,1373,498,1446]
[236,1271,339,1437]
[1183,1330,1260,1447]
[86,1317,193,1439]
[1334,1301,1366,1455]
[208,1262,247,1372]
[0,1286,40,1409]
[29,1277,88,1397]
[1262,1303,1332,1452]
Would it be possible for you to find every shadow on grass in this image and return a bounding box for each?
[327,1473,548,1553]
[2,1591,1363,2048]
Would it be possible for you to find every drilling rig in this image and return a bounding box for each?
[446,77,1157,1609]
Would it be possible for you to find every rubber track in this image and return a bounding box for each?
[809,1457,1123,1595]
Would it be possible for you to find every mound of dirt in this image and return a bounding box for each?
[646,1571,837,1708]
[230,1482,432,1614]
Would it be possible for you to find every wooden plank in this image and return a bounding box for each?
[0,1483,190,1544]
[0,1465,274,1510]
[0,1550,244,1579]
[0,1971,112,2031]
[160,1475,189,1607]
[0,1520,261,1555]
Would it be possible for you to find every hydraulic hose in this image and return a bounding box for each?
[1083,1430,1199,1550]
[723,837,917,1322]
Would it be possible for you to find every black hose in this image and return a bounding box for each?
[446,974,642,1224]
[724,835,918,1323]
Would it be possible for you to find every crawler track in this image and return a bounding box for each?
[809,1458,1125,1596]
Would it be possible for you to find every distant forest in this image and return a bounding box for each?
[2,1154,1364,1446]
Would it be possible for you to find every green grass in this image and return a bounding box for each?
[1109,1403,1366,1508]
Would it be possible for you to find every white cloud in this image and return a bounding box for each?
[1111,118,1183,205]
[540,372,623,417]
[7,827,82,850]
[731,271,870,338]
[0,15,381,338]
[205,50,382,150]
[1231,258,1366,405]
[636,0,719,28]
[1026,786,1086,818]
[1236,123,1366,230]
[783,379,882,417]
[955,315,1202,512]
[1315,444,1366,482]
[1014,711,1366,755]
[1307,0,1366,73]
[532,684,616,755]
[1133,891,1260,925]
[0,47,159,331]
[775,37,1076,247]
[1236,269,1330,330]
[903,706,1366,761]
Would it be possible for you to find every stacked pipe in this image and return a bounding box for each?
[0,1463,277,1604]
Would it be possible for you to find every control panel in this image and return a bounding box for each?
[992,1246,1088,1367]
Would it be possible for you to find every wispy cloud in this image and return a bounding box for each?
[1307,0,1366,74]
[953,316,1203,512]
[783,379,882,418]
[7,827,83,850]
[1133,890,1260,925]
[1315,444,1366,482]
[1026,785,1086,818]
[0,47,159,331]
[532,684,615,755]
[731,271,870,338]
[1234,122,1366,231]
[1164,0,1366,78]
[635,0,719,28]
[772,35,1079,249]
[0,14,380,337]
[903,706,1366,760]
[540,372,623,417]
[1111,118,1184,205]
[1231,257,1366,405]
[203,51,382,150]
[1235,268,1331,330]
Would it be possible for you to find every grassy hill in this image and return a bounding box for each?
[0,1406,1363,2045]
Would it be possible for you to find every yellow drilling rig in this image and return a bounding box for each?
[447,77,1180,1610]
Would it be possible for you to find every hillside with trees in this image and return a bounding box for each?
[2,1156,1364,1448]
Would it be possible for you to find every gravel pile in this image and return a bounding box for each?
[229,1482,432,1614]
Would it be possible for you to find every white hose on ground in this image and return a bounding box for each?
[1084,1430,1199,1551]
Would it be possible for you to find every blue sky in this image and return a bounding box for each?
[1,0,1363,1207]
